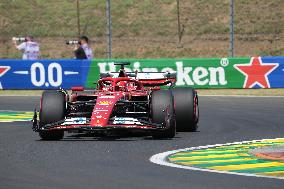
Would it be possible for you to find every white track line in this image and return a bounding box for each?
[149,138,284,180]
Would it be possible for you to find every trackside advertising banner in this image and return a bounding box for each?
[0,57,283,89]
[0,59,91,89]
[87,57,284,89]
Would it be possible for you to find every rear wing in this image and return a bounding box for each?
[100,71,177,86]
[136,72,176,86]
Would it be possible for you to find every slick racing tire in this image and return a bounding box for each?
[173,88,199,132]
[151,90,176,139]
[39,91,66,140]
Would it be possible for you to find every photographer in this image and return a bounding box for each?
[73,36,93,60]
[13,36,40,60]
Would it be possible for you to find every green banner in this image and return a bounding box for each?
[86,57,281,89]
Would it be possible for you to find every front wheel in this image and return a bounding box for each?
[151,90,176,139]
[39,91,66,140]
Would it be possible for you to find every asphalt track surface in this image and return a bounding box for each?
[1,96,284,189]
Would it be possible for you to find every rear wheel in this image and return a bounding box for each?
[39,91,66,140]
[173,88,199,132]
[151,90,176,139]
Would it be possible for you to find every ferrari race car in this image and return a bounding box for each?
[32,62,199,140]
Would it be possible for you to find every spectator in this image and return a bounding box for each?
[13,36,40,60]
[74,36,93,60]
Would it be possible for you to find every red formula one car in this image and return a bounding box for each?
[32,62,199,140]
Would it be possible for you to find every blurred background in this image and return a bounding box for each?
[0,0,283,59]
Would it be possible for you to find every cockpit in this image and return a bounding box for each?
[98,78,142,92]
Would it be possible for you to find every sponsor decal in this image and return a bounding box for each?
[63,117,87,125]
[98,101,111,105]
[113,117,142,125]
[100,95,115,98]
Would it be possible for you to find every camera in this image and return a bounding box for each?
[12,37,26,42]
[66,40,80,45]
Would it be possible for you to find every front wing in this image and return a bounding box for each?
[32,113,170,133]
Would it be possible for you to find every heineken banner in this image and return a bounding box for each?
[87,57,284,89]
[0,57,283,89]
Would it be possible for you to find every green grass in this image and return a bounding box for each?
[1,0,283,37]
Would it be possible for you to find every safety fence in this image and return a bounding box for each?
[0,57,283,89]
